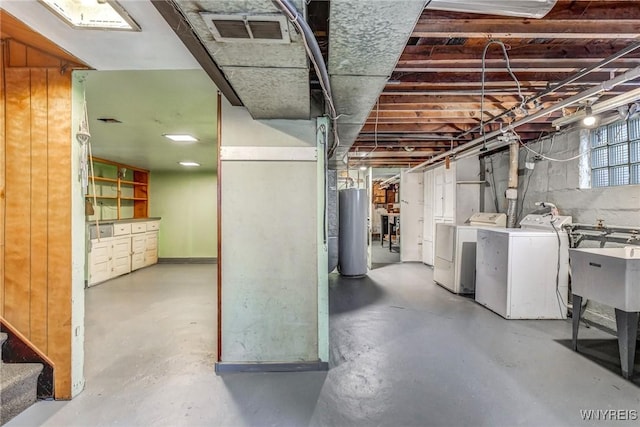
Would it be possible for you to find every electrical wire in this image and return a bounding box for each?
[273,0,340,157]
[480,40,526,150]
[550,217,568,318]
[487,156,500,213]
[514,133,589,163]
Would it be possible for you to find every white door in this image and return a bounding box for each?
[400,169,424,262]
[366,167,373,270]
[422,169,435,265]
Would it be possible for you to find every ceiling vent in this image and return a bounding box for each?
[200,13,291,44]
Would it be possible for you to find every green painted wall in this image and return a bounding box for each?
[149,171,217,258]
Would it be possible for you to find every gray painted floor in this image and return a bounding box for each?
[7,263,640,427]
[371,238,400,267]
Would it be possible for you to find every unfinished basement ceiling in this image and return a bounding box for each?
[350,0,640,167]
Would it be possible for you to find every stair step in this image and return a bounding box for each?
[0,363,43,425]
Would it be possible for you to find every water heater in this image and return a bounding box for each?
[338,188,368,277]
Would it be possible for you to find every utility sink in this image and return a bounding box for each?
[571,246,640,379]
[570,247,640,312]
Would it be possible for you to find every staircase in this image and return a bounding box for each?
[0,332,43,425]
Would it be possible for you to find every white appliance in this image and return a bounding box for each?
[475,214,572,319]
[434,213,507,294]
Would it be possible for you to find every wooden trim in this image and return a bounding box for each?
[0,315,55,367]
[1,12,88,68]
[30,69,49,353]
[216,92,222,362]
[91,156,149,173]
[0,30,5,318]
[1,315,55,399]
[46,68,72,399]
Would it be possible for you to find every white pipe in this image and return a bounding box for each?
[506,142,519,227]
[552,86,640,128]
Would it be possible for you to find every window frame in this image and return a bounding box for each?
[589,116,640,188]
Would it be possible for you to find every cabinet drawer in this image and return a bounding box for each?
[131,223,146,234]
[89,224,113,239]
[146,221,160,231]
[113,223,132,236]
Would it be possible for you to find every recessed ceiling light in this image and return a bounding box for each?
[178,161,201,167]
[164,134,199,142]
[38,0,141,31]
[97,117,122,123]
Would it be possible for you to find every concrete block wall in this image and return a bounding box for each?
[483,129,640,329]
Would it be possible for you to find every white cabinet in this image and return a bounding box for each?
[425,158,481,266]
[144,231,158,267]
[400,169,424,262]
[422,169,435,265]
[131,234,146,270]
[87,219,160,286]
[88,238,112,285]
[112,236,132,276]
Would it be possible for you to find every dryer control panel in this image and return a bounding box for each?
[520,214,572,230]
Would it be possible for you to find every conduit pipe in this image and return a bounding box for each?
[407,65,640,173]
[381,65,640,186]
[506,141,519,227]
[456,40,640,141]
[272,0,339,157]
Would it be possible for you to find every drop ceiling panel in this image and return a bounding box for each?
[82,70,218,172]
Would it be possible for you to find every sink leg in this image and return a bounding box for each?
[572,294,582,351]
[614,309,639,380]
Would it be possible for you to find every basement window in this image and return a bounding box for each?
[590,117,640,187]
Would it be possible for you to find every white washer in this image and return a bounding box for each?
[475,214,572,319]
[434,213,506,294]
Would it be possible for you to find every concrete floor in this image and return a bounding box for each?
[7,263,640,427]
[371,238,401,267]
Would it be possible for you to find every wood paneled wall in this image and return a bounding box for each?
[1,41,73,399]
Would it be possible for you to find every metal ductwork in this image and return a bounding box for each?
[171,0,310,120]
[326,0,558,167]
[426,0,557,18]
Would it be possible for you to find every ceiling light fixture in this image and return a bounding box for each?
[582,106,596,127]
[164,134,199,142]
[178,161,200,167]
[38,0,141,31]
[359,166,367,171]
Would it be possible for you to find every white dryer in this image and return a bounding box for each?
[434,213,506,294]
[475,214,572,319]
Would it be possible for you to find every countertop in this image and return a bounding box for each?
[86,217,161,226]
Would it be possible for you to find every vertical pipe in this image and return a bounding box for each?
[216,92,222,362]
[506,142,519,227]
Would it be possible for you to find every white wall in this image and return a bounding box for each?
[484,129,640,328]
[220,99,326,364]
[71,72,86,397]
